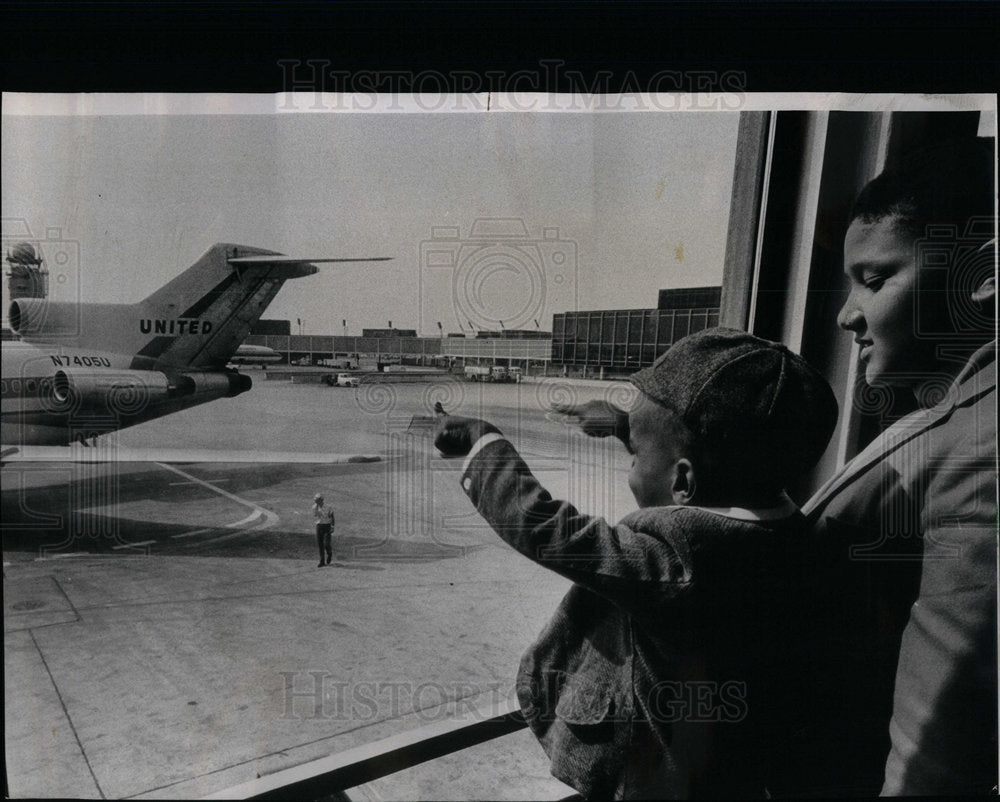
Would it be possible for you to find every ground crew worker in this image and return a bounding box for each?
[312,493,335,567]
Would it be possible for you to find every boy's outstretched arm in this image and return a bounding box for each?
[434,415,689,610]
[434,415,501,457]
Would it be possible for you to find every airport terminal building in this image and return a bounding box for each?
[242,327,553,373]
[551,286,721,377]
[243,287,721,378]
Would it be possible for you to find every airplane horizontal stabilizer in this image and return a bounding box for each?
[227,256,392,264]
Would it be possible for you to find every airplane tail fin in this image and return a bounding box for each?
[133,244,313,369]
[135,244,388,370]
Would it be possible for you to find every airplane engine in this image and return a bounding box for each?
[46,368,174,416]
[173,371,253,399]
[8,298,82,338]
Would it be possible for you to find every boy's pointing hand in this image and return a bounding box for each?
[433,416,502,457]
[551,400,631,447]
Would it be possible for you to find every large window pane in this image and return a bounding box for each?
[0,105,745,798]
[672,310,691,342]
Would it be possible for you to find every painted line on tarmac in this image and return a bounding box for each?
[34,553,118,561]
[171,516,278,545]
[170,527,219,539]
[43,553,94,559]
[169,478,230,486]
[226,509,266,529]
[112,540,155,550]
[184,524,270,548]
[7,446,383,463]
[154,462,280,547]
[248,509,278,531]
[155,463,278,530]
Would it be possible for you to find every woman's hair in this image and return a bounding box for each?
[851,137,995,244]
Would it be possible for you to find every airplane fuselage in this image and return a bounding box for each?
[1,339,251,445]
[0,242,389,447]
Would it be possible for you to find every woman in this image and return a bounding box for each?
[798,138,996,796]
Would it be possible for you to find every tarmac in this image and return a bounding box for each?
[3,378,635,799]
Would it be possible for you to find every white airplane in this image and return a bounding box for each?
[230,343,282,365]
[1,243,389,446]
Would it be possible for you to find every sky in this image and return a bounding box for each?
[2,108,739,336]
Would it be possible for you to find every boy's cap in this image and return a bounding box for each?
[630,327,838,482]
[314,493,323,500]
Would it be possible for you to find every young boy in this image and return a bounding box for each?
[434,327,838,799]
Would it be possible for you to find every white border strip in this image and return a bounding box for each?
[2,92,995,116]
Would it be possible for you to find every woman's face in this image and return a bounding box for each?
[838,216,943,387]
